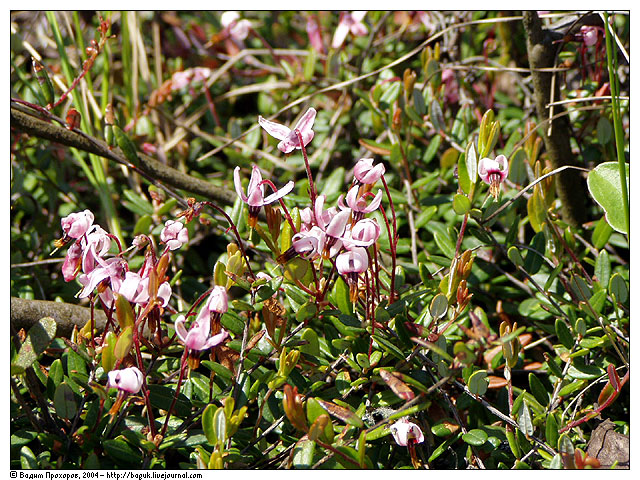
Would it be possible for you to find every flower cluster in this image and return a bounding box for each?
[248,108,387,303]
[58,211,187,308]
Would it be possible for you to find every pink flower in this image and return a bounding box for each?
[175,315,229,352]
[277,226,323,263]
[478,154,509,199]
[161,220,189,251]
[347,218,380,248]
[336,246,369,302]
[306,14,325,53]
[171,67,212,91]
[62,242,83,282]
[107,366,144,394]
[581,25,598,47]
[353,158,385,185]
[199,286,229,320]
[221,11,252,43]
[118,271,172,307]
[389,418,424,447]
[80,225,112,275]
[61,210,94,239]
[258,108,317,154]
[234,165,294,227]
[77,257,126,301]
[336,246,369,276]
[320,208,352,257]
[332,11,368,49]
[339,185,383,222]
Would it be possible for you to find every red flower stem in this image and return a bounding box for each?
[259,178,297,234]
[132,315,158,438]
[454,213,469,259]
[380,176,398,303]
[294,129,317,207]
[160,349,189,438]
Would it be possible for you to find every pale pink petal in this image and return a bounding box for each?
[233,166,249,202]
[258,116,291,141]
[263,181,295,205]
[332,17,351,48]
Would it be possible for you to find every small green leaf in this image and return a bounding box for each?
[299,327,320,356]
[609,273,629,304]
[462,429,488,446]
[430,293,449,321]
[545,413,559,449]
[587,162,629,234]
[292,438,315,469]
[202,404,218,445]
[20,445,39,469]
[528,373,549,406]
[212,406,227,446]
[452,193,471,215]
[594,249,611,286]
[114,325,134,360]
[12,316,57,373]
[507,246,524,267]
[523,232,545,274]
[592,216,613,249]
[332,277,352,315]
[465,141,478,186]
[103,437,142,467]
[467,370,488,396]
[516,401,534,436]
[549,453,563,469]
[54,382,77,420]
[555,319,574,349]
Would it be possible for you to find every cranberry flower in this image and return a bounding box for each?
[581,25,598,47]
[277,226,323,264]
[194,286,229,325]
[346,218,381,248]
[107,366,144,394]
[161,220,189,251]
[389,418,425,447]
[336,246,369,302]
[339,185,383,222]
[61,209,94,239]
[118,270,172,307]
[306,14,325,53]
[258,108,317,154]
[353,158,385,185]
[175,315,229,352]
[332,11,368,49]
[234,165,295,227]
[62,242,83,282]
[77,256,126,307]
[478,154,509,199]
[221,11,252,43]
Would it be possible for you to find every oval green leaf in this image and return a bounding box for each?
[587,162,629,234]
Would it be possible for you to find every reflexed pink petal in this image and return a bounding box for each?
[263,181,294,205]
[204,330,230,349]
[234,166,249,202]
[332,16,350,48]
[351,11,367,23]
[157,282,172,307]
[258,116,291,141]
[292,108,317,136]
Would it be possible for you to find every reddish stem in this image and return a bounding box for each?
[294,129,317,207]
